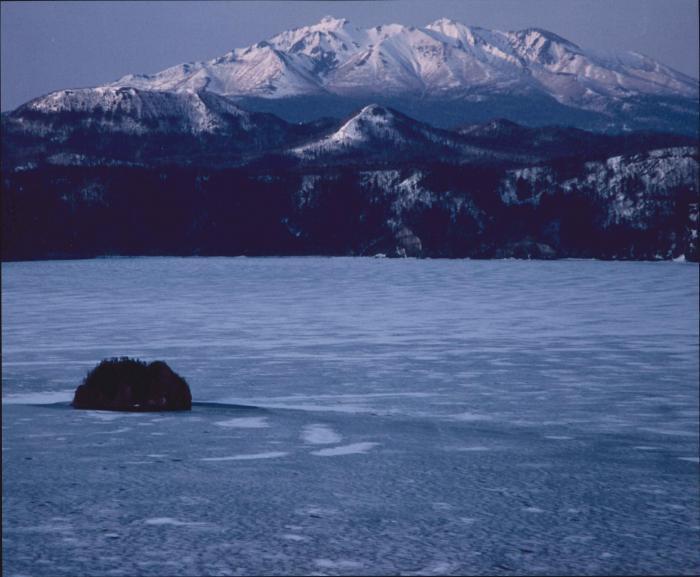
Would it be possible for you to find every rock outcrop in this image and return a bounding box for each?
[72,357,192,411]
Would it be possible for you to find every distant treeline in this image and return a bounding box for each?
[3,158,697,262]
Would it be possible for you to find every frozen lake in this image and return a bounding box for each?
[2,257,699,575]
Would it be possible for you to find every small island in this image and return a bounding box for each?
[72,357,192,412]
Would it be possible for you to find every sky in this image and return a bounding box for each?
[1,0,698,111]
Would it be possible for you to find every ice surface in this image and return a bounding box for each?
[2,390,75,405]
[2,257,699,576]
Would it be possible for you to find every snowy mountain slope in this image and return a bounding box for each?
[5,17,695,135]
[1,87,299,167]
[498,146,698,212]
[287,104,695,166]
[494,146,699,259]
[12,87,272,134]
[4,89,694,170]
[109,16,698,106]
[290,103,493,162]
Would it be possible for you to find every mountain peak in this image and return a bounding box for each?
[426,17,473,33]
[317,15,350,29]
[291,103,409,158]
[429,17,458,26]
[338,104,395,135]
[357,103,392,117]
[511,27,580,50]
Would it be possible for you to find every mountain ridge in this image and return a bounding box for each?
[4,94,695,170]
[6,16,698,134]
[111,16,698,101]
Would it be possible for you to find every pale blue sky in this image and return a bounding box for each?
[2,0,698,111]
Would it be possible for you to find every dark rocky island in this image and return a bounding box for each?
[72,357,192,411]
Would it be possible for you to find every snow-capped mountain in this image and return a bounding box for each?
[290,103,491,163]
[14,86,282,135]
[292,104,428,156]
[111,16,697,107]
[6,16,697,135]
[1,86,310,167]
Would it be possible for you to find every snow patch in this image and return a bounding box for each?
[144,517,208,527]
[301,424,343,444]
[200,451,288,461]
[314,559,364,570]
[451,411,494,422]
[214,417,269,428]
[281,533,308,541]
[310,442,379,456]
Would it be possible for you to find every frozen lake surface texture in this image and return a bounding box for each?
[2,257,699,576]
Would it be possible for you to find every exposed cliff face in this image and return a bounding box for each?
[3,146,696,262]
